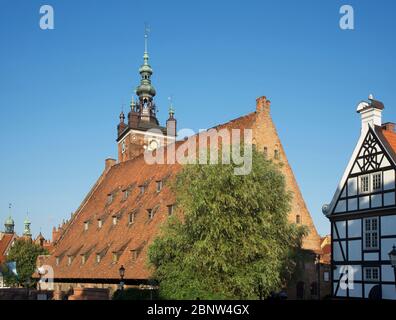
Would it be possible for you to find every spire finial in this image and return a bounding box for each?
[144,23,150,53]
[168,96,175,117]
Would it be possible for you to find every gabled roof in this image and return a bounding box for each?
[325,124,396,217]
[39,107,321,281]
[0,233,15,264]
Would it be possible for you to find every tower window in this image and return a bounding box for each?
[167,204,174,216]
[296,214,301,224]
[263,147,268,159]
[274,149,280,160]
[121,140,126,154]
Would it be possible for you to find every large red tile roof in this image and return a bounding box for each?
[0,233,14,264]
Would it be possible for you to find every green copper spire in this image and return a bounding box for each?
[136,24,156,102]
[4,203,14,234]
[23,214,32,237]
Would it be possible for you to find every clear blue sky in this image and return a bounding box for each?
[0,0,395,239]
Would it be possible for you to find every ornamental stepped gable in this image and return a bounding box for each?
[41,96,321,284]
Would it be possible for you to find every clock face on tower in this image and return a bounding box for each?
[148,139,159,151]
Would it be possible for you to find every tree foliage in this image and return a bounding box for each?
[148,148,307,299]
[3,239,48,287]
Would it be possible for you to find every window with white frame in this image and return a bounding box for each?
[364,217,379,250]
[372,172,382,191]
[98,219,103,229]
[360,175,370,193]
[364,267,379,281]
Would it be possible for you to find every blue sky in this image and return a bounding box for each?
[0,0,395,239]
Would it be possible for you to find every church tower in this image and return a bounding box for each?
[117,28,177,163]
[4,204,14,234]
[23,216,32,239]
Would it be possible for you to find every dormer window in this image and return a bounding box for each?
[107,193,114,205]
[167,204,174,216]
[112,216,118,226]
[131,250,138,262]
[156,180,163,192]
[128,212,136,225]
[112,252,119,263]
[123,189,130,201]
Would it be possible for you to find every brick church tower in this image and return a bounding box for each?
[116,30,177,163]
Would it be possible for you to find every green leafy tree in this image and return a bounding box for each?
[148,148,307,299]
[4,239,48,287]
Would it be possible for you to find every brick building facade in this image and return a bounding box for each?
[37,36,325,299]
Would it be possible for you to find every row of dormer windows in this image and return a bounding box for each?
[83,204,175,231]
[58,248,141,267]
[106,179,165,205]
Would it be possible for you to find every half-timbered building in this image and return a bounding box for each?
[323,95,396,300]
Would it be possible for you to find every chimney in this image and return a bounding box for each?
[382,122,395,132]
[105,158,116,171]
[356,94,384,133]
[256,96,271,113]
